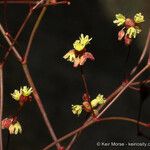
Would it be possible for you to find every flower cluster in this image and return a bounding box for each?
[71,94,106,116]
[113,13,144,45]
[63,34,95,67]
[11,86,33,106]
[1,118,22,135]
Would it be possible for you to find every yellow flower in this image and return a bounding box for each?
[11,86,33,101]
[134,13,144,23]
[63,50,76,62]
[126,27,138,38]
[113,14,126,26]
[8,122,22,135]
[11,90,22,101]
[21,86,33,97]
[71,105,82,116]
[79,34,92,46]
[91,94,105,108]
[73,34,92,51]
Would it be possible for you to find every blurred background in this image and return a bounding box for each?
[0,0,150,149]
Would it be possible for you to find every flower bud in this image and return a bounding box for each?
[82,101,92,112]
[82,93,90,101]
[1,118,13,129]
[118,30,125,41]
[124,35,132,45]
[125,18,135,28]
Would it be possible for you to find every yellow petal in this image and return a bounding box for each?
[113,13,126,26]
[134,13,145,23]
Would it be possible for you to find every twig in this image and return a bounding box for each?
[44,64,150,150]
[0,64,4,150]
[80,66,96,117]
[66,83,125,149]
[1,23,62,149]
[22,63,62,149]
[22,0,62,148]
[0,0,70,6]
[43,116,148,150]
[97,64,150,118]
[2,10,33,64]
[0,0,37,4]
[0,24,23,62]
[23,0,50,63]
[132,78,150,86]
[130,29,150,75]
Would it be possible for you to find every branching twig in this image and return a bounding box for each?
[43,116,149,150]
[44,64,150,149]
[0,23,62,149]
[0,24,23,62]
[2,10,33,64]
[97,64,150,118]
[66,77,150,149]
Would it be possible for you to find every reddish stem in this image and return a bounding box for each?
[2,10,33,64]
[0,64,4,150]
[43,116,148,150]
[22,63,61,149]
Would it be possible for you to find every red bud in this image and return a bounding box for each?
[125,18,135,28]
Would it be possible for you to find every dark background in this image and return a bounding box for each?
[0,0,150,149]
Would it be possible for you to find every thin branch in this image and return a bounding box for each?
[66,74,150,149]
[1,22,62,149]
[43,116,148,150]
[0,24,23,62]
[130,29,150,75]
[97,64,150,118]
[2,10,33,64]
[66,83,125,149]
[45,64,150,150]
[23,0,50,63]
[132,78,150,86]
[0,0,70,6]
[0,0,38,4]
[129,85,140,91]
[22,63,61,149]
[0,64,4,150]
[80,66,96,117]
[66,134,78,150]
[1,3,62,147]
[80,66,90,98]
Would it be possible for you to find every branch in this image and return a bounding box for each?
[66,83,126,149]
[44,64,150,150]
[97,64,150,118]
[130,28,150,75]
[0,24,23,62]
[43,116,149,150]
[0,0,38,4]
[0,0,70,6]
[23,0,52,63]
[1,22,62,149]
[66,78,147,149]
[2,10,33,64]
[22,63,62,149]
